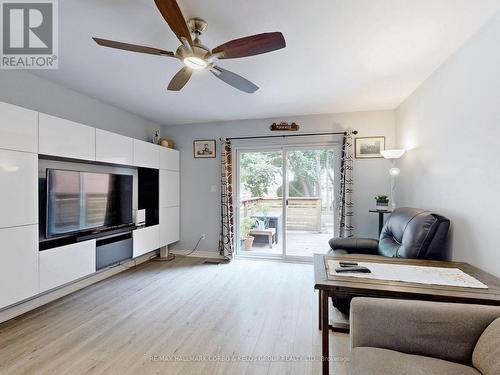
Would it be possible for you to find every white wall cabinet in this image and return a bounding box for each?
[0,150,38,228]
[39,240,96,293]
[39,113,96,161]
[159,150,180,247]
[160,147,180,171]
[96,129,134,165]
[133,140,159,169]
[0,102,38,153]
[0,225,39,309]
[0,102,182,311]
[133,225,159,258]
[160,170,180,208]
[160,206,180,247]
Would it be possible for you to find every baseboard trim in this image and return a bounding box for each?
[0,250,159,324]
[170,249,223,259]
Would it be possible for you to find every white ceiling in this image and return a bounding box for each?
[34,0,500,126]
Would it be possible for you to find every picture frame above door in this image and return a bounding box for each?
[355,136,385,159]
[193,140,216,158]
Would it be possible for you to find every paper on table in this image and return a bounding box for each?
[326,260,488,289]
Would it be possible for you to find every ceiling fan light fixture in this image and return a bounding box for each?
[183,56,207,70]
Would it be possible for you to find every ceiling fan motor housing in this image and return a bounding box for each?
[176,44,210,60]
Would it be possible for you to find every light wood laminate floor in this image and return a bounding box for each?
[0,257,349,375]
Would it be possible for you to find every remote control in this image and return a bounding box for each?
[339,261,358,267]
[335,266,371,273]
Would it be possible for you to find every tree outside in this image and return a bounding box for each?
[240,149,335,199]
[240,151,282,198]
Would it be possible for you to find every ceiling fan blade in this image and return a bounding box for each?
[168,67,192,91]
[212,32,285,59]
[154,0,193,46]
[93,38,175,57]
[211,66,259,93]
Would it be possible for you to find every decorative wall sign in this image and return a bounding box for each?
[194,139,216,158]
[270,122,300,131]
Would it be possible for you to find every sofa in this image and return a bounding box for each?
[349,298,500,375]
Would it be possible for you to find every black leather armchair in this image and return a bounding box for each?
[329,208,451,314]
[329,207,451,260]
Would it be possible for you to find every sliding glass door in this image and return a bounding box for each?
[285,148,335,257]
[238,150,284,256]
[236,145,336,260]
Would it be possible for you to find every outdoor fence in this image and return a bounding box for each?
[241,197,322,232]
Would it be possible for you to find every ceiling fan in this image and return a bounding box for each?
[93,0,286,93]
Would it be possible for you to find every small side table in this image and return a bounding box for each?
[249,228,276,248]
[369,209,393,236]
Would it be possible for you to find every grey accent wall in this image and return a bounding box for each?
[163,111,396,254]
[396,12,500,276]
[0,70,160,141]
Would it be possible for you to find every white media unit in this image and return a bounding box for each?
[0,101,180,310]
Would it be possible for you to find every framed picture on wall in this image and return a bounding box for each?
[355,136,385,158]
[193,140,216,158]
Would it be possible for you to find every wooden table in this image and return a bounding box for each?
[251,212,281,244]
[314,254,500,375]
[250,227,276,248]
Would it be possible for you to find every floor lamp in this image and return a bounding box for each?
[381,149,405,210]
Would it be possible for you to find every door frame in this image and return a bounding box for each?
[233,138,341,262]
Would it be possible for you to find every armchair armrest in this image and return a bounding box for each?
[328,237,378,254]
[350,297,500,365]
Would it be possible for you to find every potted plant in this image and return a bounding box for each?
[375,195,389,210]
[240,217,255,251]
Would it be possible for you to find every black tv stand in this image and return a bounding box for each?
[95,231,134,270]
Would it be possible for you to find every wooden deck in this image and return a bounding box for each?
[241,231,333,257]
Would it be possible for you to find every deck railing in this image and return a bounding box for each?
[241,197,322,232]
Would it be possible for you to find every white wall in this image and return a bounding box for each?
[396,12,500,277]
[0,70,159,141]
[163,111,395,254]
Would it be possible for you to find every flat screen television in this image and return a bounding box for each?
[46,169,133,239]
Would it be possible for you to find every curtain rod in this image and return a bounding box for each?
[222,130,358,142]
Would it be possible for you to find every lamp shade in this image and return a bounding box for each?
[381,149,406,159]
